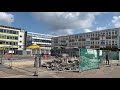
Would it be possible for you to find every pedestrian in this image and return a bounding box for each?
[105,52,109,65]
[41,53,44,57]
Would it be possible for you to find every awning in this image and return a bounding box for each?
[27,43,41,49]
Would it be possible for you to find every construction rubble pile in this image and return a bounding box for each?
[41,57,79,71]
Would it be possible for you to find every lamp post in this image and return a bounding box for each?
[99,33,105,64]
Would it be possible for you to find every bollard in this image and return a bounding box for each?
[39,54,41,67]
[33,54,39,76]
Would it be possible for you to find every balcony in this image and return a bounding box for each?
[106,36,111,39]
[95,46,99,48]
[112,35,117,39]
[81,39,85,41]
[112,45,118,48]
[90,46,94,48]
[106,46,111,48]
[94,37,99,40]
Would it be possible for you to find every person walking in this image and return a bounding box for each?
[105,52,109,65]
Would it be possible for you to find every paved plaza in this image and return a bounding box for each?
[0,57,120,78]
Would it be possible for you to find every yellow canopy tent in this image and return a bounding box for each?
[27,43,41,56]
[27,43,41,49]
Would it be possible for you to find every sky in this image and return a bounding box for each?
[0,12,120,36]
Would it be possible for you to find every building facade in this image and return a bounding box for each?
[52,28,120,56]
[0,25,26,54]
[26,32,54,56]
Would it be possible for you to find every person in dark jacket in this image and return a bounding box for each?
[41,53,44,57]
[105,52,109,65]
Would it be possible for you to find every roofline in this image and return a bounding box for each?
[0,25,24,31]
[27,32,56,37]
[53,27,120,38]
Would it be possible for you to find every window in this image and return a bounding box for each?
[10,30,13,34]
[115,31,117,35]
[115,40,117,45]
[10,42,12,45]
[112,41,114,44]
[96,42,97,44]
[6,42,8,44]
[101,40,105,45]
[7,36,10,39]
[13,31,16,34]
[112,31,114,35]
[109,32,111,35]
[109,41,111,45]
[0,29,3,32]
[13,42,16,45]
[3,29,6,33]
[7,30,10,33]
[15,37,18,40]
[10,36,12,39]
[106,32,108,35]
[96,33,97,36]
[0,41,2,44]
[16,42,18,45]
[106,40,108,45]
[2,36,5,39]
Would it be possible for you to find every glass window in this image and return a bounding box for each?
[106,32,108,35]
[7,30,10,33]
[2,36,5,39]
[15,37,18,40]
[3,29,6,33]
[6,42,8,44]
[112,41,114,44]
[112,31,114,34]
[10,30,13,34]
[7,36,10,39]
[115,31,117,35]
[109,41,111,45]
[10,42,12,45]
[0,29,3,32]
[109,32,111,34]
[0,41,2,44]
[10,36,12,39]
[13,31,16,34]
[106,40,108,45]
[16,42,18,45]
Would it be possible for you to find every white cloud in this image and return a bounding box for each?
[32,12,107,35]
[112,16,120,28]
[84,29,92,32]
[50,29,73,36]
[96,27,107,31]
[0,12,14,25]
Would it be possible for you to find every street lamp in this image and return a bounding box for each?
[98,33,105,64]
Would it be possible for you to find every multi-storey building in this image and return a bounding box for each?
[52,28,120,56]
[0,25,26,54]
[26,32,54,55]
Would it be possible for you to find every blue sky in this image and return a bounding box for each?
[0,12,120,36]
